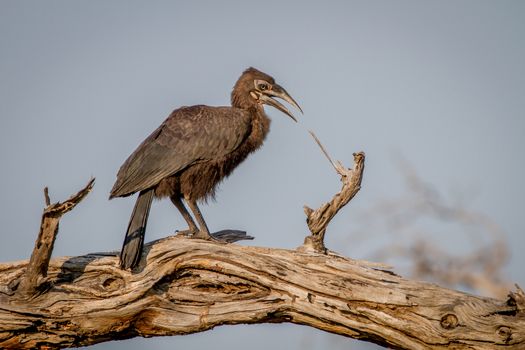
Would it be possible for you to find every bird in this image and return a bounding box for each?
[110,67,302,270]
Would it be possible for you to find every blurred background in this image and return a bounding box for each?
[1,1,524,349]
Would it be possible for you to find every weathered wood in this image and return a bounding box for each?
[17,179,95,296]
[1,237,523,349]
[303,146,365,253]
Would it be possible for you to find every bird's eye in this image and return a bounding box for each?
[258,83,268,91]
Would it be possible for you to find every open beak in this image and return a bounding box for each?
[258,84,303,122]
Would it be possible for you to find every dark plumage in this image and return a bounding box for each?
[110,67,302,270]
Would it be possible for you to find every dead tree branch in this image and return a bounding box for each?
[17,179,95,296]
[302,131,365,253]
[1,237,524,349]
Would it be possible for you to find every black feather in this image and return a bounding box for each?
[119,189,154,269]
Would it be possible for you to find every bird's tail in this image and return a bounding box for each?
[119,188,154,270]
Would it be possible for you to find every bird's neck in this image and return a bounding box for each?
[230,90,271,148]
[231,88,257,110]
[246,106,271,149]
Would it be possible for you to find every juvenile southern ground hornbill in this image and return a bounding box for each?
[110,67,302,270]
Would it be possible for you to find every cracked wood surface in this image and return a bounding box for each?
[1,237,523,349]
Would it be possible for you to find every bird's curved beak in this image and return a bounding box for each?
[259,84,303,122]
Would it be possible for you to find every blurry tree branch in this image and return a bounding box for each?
[349,159,511,298]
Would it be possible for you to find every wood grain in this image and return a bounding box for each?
[1,237,523,349]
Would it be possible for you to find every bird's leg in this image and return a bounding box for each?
[170,195,198,236]
[184,198,218,241]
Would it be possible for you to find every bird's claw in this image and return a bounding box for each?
[175,229,196,237]
[192,231,225,243]
[176,228,225,243]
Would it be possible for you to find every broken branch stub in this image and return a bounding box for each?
[17,178,95,296]
[508,284,525,314]
[302,148,365,253]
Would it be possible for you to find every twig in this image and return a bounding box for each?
[44,187,50,206]
[308,130,338,173]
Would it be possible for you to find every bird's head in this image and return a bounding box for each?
[231,67,302,121]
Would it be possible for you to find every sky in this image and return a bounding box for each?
[1,1,524,349]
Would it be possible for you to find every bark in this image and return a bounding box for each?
[1,238,524,349]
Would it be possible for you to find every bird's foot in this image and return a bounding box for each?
[191,230,224,243]
[175,228,198,238]
[176,229,254,243]
[175,228,223,243]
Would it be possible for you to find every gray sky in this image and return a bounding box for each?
[1,1,524,349]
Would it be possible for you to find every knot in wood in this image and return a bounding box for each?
[102,276,124,291]
[307,293,315,303]
[440,313,458,329]
[497,326,512,343]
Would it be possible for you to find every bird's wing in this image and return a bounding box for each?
[110,105,251,197]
